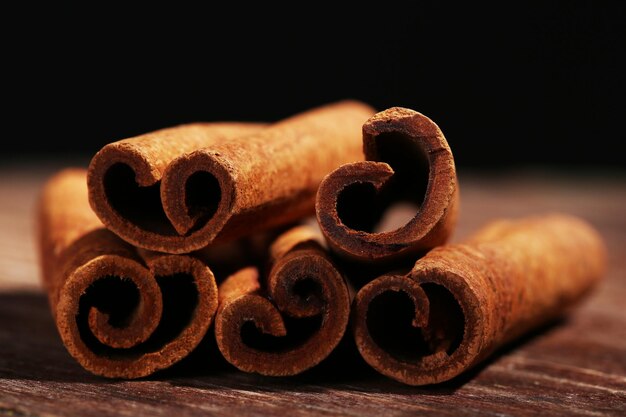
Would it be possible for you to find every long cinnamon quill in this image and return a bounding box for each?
[89,101,374,253]
[38,169,218,378]
[317,107,458,262]
[353,215,606,385]
[214,225,350,376]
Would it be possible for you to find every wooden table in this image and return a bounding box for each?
[1,164,624,416]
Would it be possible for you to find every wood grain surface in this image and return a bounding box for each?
[0,164,624,416]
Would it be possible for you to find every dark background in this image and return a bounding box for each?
[4,3,625,169]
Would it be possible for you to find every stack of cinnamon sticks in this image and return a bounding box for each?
[37,100,606,385]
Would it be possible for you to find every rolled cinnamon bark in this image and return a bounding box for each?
[214,225,350,376]
[38,169,218,378]
[353,214,606,385]
[89,101,374,253]
[316,107,458,262]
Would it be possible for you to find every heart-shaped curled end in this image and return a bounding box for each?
[88,143,237,254]
[316,107,458,263]
[215,247,350,376]
[160,150,236,250]
[353,269,482,386]
[55,254,218,379]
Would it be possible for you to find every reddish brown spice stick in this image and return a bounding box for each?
[353,214,606,385]
[214,225,350,376]
[316,107,458,262]
[38,169,218,378]
[89,101,374,254]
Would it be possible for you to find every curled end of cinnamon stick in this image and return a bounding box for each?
[353,214,607,385]
[353,269,481,386]
[87,123,259,253]
[160,150,237,244]
[214,226,350,376]
[87,144,237,254]
[56,250,218,378]
[316,107,458,262]
[88,143,163,245]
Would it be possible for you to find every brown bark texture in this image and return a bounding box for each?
[316,107,458,263]
[37,169,218,378]
[89,101,374,254]
[352,214,606,385]
[214,225,351,376]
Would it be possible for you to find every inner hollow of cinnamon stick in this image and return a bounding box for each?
[365,283,464,362]
[104,163,223,236]
[214,225,350,376]
[316,107,458,263]
[76,272,199,358]
[38,169,218,378]
[104,163,174,235]
[336,131,430,233]
[352,214,606,385]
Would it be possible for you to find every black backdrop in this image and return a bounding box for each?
[5,3,625,169]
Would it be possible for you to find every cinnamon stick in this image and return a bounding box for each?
[89,101,374,253]
[37,169,218,378]
[214,225,351,376]
[352,214,606,385]
[316,107,458,262]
